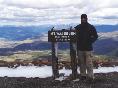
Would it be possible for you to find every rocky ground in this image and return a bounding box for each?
[0,72,118,88]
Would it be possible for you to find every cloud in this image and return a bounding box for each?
[0,0,118,26]
[3,0,82,9]
[102,16,118,19]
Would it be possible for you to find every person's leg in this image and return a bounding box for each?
[85,51,94,79]
[78,51,86,77]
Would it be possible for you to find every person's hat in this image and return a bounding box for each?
[81,14,87,19]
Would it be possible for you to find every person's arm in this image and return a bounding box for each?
[90,26,98,43]
[74,25,79,31]
[74,25,80,43]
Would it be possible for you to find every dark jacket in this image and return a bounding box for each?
[75,23,98,51]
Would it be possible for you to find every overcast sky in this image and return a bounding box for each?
[0,0,118,26]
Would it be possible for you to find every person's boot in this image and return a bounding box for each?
[86,76,95,83]
[80,76,86,80]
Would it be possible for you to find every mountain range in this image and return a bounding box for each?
[0,24,118,57]
[0,24,118,41]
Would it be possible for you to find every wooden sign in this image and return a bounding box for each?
[48,28,77,79]
[48,29,76,42]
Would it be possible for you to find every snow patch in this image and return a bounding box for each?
[0,66,118,78]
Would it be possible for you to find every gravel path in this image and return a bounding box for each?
[0,72,118,88]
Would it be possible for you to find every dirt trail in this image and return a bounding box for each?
[0,72,118,88]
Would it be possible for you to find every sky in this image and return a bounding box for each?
[0,0,118,26]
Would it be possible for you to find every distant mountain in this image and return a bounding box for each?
[0,24,118,41]
[0,25,118,56]
[0,39,117,56]
[0,31,118,57]
[0,25,52,40]
[94,38,118,56]
[95,25,118,32]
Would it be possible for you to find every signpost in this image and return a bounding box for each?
[48,27,77,79]
[48,29,76,42]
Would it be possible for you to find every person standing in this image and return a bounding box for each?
[75,14,98,80]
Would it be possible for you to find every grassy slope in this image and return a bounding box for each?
[0,50,117,63]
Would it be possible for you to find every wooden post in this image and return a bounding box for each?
[69,26,77,79]
[52,42,59,78]
[70,42,77,79]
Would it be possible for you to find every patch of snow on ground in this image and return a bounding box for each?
[0,66,118,78]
